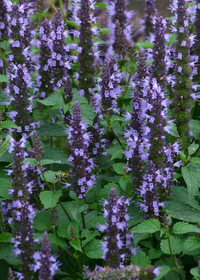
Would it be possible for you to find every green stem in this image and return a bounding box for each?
[59,0,67,24]
[167,232,183,280]
[51,0,57,12]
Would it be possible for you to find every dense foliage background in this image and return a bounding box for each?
[1,0,200,279]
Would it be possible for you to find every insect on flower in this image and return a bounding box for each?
[54,171,70,182]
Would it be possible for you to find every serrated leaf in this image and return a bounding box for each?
[43,170,59,183]
[166,122,180,137]
[181,166,200,198]
[154,265,171,280]
[48,233,67,249]
[70,239,82,252]
[160,236,184,254]
[37,91,63,106]
[131,251,151,267]
[0,232,12,243]
[188,143,199,156]
[183,236,200,254]
[173,222,200,234]
[0,121,19,129]
[119,175,129,191]
[81,230,100,247]
[83,239,102,259]
[0,136,10,158]
[40,190,62,209]
[0,179,12,199]
[33,211,52,231]
[24,158,38,166]
[113,163,125,175]
[80,104,96,126]
[0,245,20,265]
[166,201,200,222]
[148,248,163,260]
[190,267,199,278]
[111,149,123,160]
[191,120,200,139]
[0,75,8,83]
[131,219,161,234]
[43,146,68,164]
[190,157,200,164]
[37,123,66,137]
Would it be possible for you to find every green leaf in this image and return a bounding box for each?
[81,230,100,247]
[42,159,64,165]
[0,75,8,83]
[111,149,123,160]
[173,222,200,234]
[190,157,200,164]
[83,239,102,259]
[0,245,20,265]
[40,190,62,209]
[43,170,59,183]
[113,163,125,175]
[24,158,38,166]
[94,2,107,9]
[166,122,180,137]
[160,236,184,254]
[119,175,129,191]
[37,91,63,106]
[48,233,67,249]
[136,40,154,49]
[131,251,151,267]
[183,236,200,254]
[0,136,10,158]
[191,120,200,139]
[70,239,82,252]
[0,179,12,199]
[80,104,96,126]
[188,143,199,156]
[43,146,68,164]
[154,265,171,280]
[190,267,199,278]
[0,121,19,130]
[37,123,66,137]
[148,248,163,260]
[33,211,52,231]
[181,166,200,198]
[131,219,161,234]
[0,233,12,243]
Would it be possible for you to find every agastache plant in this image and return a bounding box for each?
[125,50,148,191]
[51,8,68,88]
[100,58,121,114]
[172,0,192,148]
[144,0,157,36]
[37,19,53,99]
[194,0,200,79]
[100,188,133,268]
[0,0,10,40]
[151,16,167,89]
[67,102,95,199]
[139,161,164,218]
[9,64,33,138]
[8,2,32,65]
[16,201,35,280]
[34,231,59,280]
[78,0,96,101]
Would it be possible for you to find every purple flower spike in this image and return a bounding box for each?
[18,201,35,280]
[0,0,10,40]
[78,0,96,101]
[139,161,163,218]
[144,0,157,36]
[151,16,167,89]
[101,188,133,267]
[51,8,67,88]
[38,19,53,99]
[9,64,33,138]
[9,137,29,233]
[68,102,95,199]
[34,231,59,280]
[100,58,121,114]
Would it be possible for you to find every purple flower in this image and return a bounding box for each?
[151,16,167,89]
[78,0,96,101]
[101,188,133,267]
[0,0,10,40]
[144,0,157,36]
[51,8,67,88]
[8,64,33,138]
[33,231,59,280]
[67,102,95,199]
[38,19,53,98]
[100,58,121,114]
